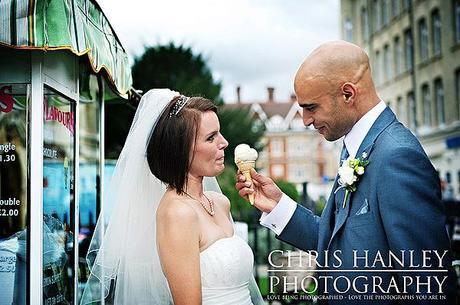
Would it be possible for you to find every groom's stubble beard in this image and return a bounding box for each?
[322,96,353,142]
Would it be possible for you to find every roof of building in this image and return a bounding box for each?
[223,99,296,118]
[222,103,252,110]
[259,101,295,118]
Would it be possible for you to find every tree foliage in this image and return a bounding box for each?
[132,42,222,103]
[274,179,300,203]
[105,102,136,159]
[106,42,224,158]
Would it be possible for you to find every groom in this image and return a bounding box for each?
[236,41,456,304]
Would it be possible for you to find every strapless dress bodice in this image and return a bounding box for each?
[200,234,254,305]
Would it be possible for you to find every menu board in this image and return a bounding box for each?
[0,84,29,305]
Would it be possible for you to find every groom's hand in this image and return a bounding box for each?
[235,169,282,213]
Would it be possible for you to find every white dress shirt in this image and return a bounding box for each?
[259,101,387,235]
[343,100,387,158]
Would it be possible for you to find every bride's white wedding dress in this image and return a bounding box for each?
[200,234,255,305]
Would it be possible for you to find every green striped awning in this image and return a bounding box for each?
[0,0,132,97]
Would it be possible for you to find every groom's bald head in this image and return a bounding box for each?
[293,41,381,141]
[294,40,372,98]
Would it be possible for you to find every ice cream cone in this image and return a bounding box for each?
[237,161,255,205]
[234,144,258,205]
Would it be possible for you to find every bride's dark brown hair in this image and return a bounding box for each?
[147,95,217,194]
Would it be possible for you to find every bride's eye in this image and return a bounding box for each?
[207,135,215,142]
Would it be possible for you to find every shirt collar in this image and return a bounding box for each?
[344,100,386,158]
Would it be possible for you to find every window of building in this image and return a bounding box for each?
[78,67,102,300]
[397,96,406,124]
[0,83,29,304]
[374,0,381,32]
[272,164,284,178]
[288,137,306,157]
[289,165,307,182]
[421,84,432,127]
[434,78,445,125]
[419,18,429,61]
[382,0,390,26]
[404,29,414,71]
[43,86,76,304]
[380,50,386,84]
[383,44,392,81]
[345,17,353,42]
[295,167,306,180]
[456,68,460,119]
[443,172,454,198]
[455,0,460,44]
[458,170,460,194]
[361,6,370,41]
[375,50,381,84]
[270,138,284,158]
[318,162,325,179]
[392,0,401,18]
[403,0,412,11]
[446,171,452,184]
[431,9,442,56]
[394,36,402,75]
[407,91,417,130]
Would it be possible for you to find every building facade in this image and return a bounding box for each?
[341,0,460,199]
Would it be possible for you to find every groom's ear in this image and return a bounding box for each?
[341,83,356,104]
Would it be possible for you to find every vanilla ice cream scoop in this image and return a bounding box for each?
[234,144,258,164]
[234,144,258,205]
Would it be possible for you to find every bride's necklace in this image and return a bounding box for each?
[184,191,215,216]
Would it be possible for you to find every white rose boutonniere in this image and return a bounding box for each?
[335,152,370,208]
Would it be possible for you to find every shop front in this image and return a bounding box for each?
[0,1,133,304]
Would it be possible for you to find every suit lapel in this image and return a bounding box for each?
[355,107,396,158]
[326,107,396,248]
[328,187,351,249]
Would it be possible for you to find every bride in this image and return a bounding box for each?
[80,89,264,305]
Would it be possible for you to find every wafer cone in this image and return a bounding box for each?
[237,161,255,205]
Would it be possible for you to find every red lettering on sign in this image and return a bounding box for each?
[44,99,75,135]
[0,86,14,113]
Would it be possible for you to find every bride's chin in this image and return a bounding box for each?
[201,166,225,178]
[215,165,225,174]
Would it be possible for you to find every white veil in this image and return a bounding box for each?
[80,89,264,305]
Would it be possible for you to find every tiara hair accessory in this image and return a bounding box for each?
[169,95,190,117]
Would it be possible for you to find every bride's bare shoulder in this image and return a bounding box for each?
[156,193,200,248]
[206,191,230,212]
[157,193,198,226]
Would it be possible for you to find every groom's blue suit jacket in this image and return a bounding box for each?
[278,107,457,304]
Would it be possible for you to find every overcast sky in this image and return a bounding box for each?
[98,0,340,103]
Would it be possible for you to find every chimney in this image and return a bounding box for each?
[236,86,241,104]
[267,87,274,103]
